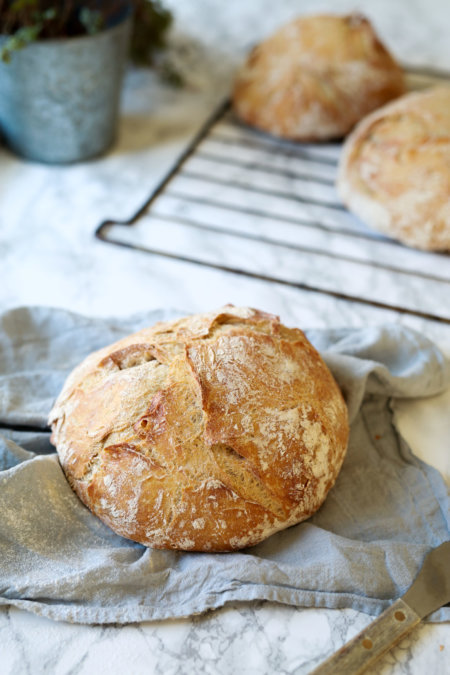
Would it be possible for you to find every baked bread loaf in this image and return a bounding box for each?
[49,306,349,551]
[232,13,405,141]
[337,86,450,251]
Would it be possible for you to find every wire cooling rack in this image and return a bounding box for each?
[96,66,450,325]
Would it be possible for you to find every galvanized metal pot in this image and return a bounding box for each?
[0,13,132,163]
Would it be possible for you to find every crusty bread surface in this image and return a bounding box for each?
[49,306,349,551]
[232,13,405,141]
[337,86,450,251]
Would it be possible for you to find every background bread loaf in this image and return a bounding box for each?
[232,13,405,141]
[338,86,450,251]
[49,306,349,551]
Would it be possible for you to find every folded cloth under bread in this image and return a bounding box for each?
[0,307,448,624]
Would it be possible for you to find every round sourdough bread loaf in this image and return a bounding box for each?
[232,13,405,141]
[49,306,349,551]
[337,86,450,251]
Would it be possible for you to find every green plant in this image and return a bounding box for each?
[0,0,173,65]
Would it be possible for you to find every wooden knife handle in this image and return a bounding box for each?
[309,599,421,675]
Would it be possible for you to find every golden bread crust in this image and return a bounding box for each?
[49,306,349,551]
[232,13,405,141]
[337,86,450,250]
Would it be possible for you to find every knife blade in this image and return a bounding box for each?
[309,540,450,675]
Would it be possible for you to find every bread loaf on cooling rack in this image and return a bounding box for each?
[232,13,405,141]
[338,86,450,251]
[49,306,349,551]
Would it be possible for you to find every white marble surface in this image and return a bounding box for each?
[1,1,449,673]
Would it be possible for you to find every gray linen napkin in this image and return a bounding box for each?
[0,307,449,625]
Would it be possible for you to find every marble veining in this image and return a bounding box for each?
[1,603,449,675]
[1,0,449,673]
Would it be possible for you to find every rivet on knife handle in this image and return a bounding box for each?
[309,598,421,675]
